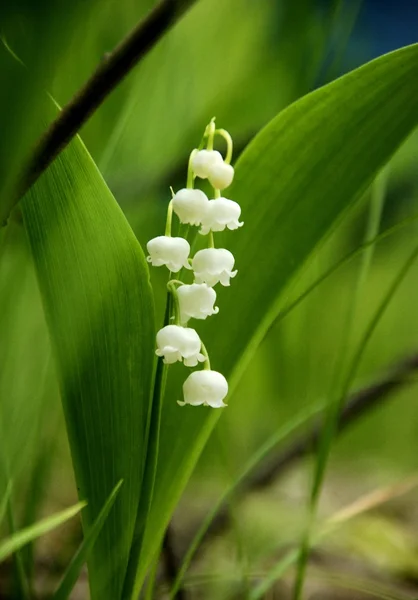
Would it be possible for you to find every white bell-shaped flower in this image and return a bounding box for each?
[177,283,219,324]
[200,197,243,235]
[172,188,209,226]
[192,150,223,179]
[147,236,191,273]
[192,248,237,287]
[208,162,234,190]
[155,325,205,367]
[179,370,228,407]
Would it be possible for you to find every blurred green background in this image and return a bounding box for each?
[1,0,418,597]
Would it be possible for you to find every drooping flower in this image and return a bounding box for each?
[146,236,191,273]
[200,197,243,235]
[177,283,219,324]
[192,248,237,287]
[179,370,228,407]
[192,149,223,179]
[208,162,234,190]
[172,188,209,226]
[155,325,205,367]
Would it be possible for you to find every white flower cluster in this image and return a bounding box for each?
[146,119,242,408]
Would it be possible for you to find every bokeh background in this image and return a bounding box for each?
[1,0,418,597]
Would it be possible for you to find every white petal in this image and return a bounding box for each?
[146,236,190,273]
[192,150,223,179]
[200,197,243,234]
[156,324,203,366]
[192,248,236,287]
[177,283,219,323]
[208,162,234,190]
[172,188,209,226]
[182,370,228,408]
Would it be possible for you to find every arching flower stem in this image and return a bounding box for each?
[206,118,216,151]
[200,341,211,370]
[187,150,197,189]
[164,201,173,237]
[167,281,182,325]
[215,128,233,164]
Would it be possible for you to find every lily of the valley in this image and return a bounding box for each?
[172,188,209,226]
[146,236,191,273]
[208,161,234,190]
[200,197,243,235]
[192,150,223,179]
[156,325,205,367]
[179,369,228,408]
[177,283,219,324]
[192,248,237,287]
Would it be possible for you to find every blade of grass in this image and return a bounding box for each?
[0,501,86,563]
[53,480,123,600]
[6,499,30,599]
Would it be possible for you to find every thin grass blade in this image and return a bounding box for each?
[53,480,123,600]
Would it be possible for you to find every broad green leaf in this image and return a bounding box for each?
[21,130,155,598]
[135,44,418,588]
[53,480,123,600]
[0,501,85,562]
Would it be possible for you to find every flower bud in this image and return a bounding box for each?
[208,162,234,190]
[146,236,191,273]
[200,197,243,235]
[177,283,219,324]
[155,325,205,367]
[192,150,223,179]
[192,248,237,287]
[179,370,228,407]
[172,188,209,226]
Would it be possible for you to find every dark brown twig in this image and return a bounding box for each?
[184,352,418,548]
[11,0,197,214]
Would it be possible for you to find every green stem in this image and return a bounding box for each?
[167,282,181,325]
[122,293,172,598]
[200,342,211,370]
[206,118,216,151]
[187,150,197,189]
[215,128,233,164]
[208,231,215,248]
[214,189,221,199]
[165,201,173,237]
[168,279,184,287]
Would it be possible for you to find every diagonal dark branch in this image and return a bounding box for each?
[183,352,418,549]
[12,0,197,209]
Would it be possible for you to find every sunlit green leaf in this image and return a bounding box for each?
[21,128,155,598]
